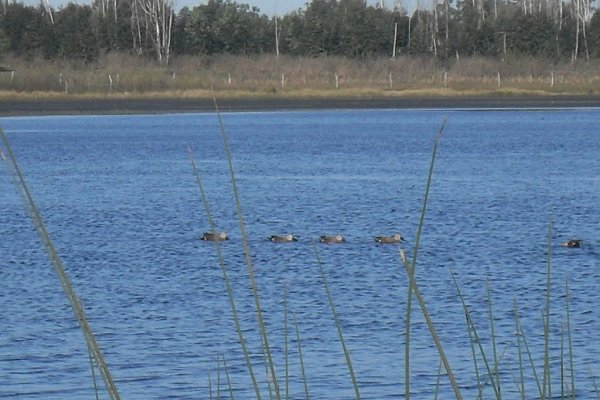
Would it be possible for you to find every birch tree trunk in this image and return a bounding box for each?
[135,0,173,63]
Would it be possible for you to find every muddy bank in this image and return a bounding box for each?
[1,95,600,116]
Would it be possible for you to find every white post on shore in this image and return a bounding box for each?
[281,73,285,88]
[497,72,501,87]
[228,73,232,85]
[10,71,14,84]
[335,72,339,88]
[550,71,554,87]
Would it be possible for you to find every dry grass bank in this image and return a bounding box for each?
[1,53,600,99]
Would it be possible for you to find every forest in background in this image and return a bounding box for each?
[1,0,600,64]
[2,0,600,96]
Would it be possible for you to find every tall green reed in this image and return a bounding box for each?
[212,93,280,398]
[191,93,281,398]
[542,217,553,399]
[284,283,290,400]
[404,119,446,399]
[486,280,501,398]
[1,128,121,400]
[565,281,575,398]
[450,269,500,399]
[401,119,464,399]
[312,243,361,399]
[188,148,261,398]
[293,312,310,400]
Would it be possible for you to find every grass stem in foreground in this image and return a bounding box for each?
[449,269,500,400]
[513,299,526,400]
[404,119,445,399]
[486,280,502,398]
[293,312,310,400]
[1,128,121,400]
[543,216,553,399]
[312,243,361,399]
[284,283,290,400]
[566,280,575,399]
[400,251,462,399]
[188,149,261,398]
[222,355,235,400]
[513,301,543,398]
[212,93,280,399]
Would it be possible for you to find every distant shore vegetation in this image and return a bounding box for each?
[1,0,600,97]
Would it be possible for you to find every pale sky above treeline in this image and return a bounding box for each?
[24,0,406,16]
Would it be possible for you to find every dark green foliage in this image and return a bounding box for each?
[509,13,558,57]
[590,12,600,57]
[55,4,99,62]
[184,0,273,55]
[1,0,600,62]
[0,3,57,58]
[93,0,136,53]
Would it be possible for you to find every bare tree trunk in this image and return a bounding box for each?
[444,0,449,59]
[432,0,438,56]
[41,0,55,27]
[408,14,412,50]
[392,22,398,58]
[136,0,173,63]
[581,0,590,59]
[131,0,143,54]
[275,17,280,58]
[574,0,580,61]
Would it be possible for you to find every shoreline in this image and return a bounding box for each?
[2,94,600,116]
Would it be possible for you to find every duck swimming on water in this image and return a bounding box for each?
[374,233,406,244]
[560,239,582,248]
[268,234,298,242]
[201,232,228,241]
[319,234,346,244]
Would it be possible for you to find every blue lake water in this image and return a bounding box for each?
[1,108,599,399]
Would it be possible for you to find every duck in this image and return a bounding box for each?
[268,234,298,243]
[201,231,228,241]
[374,233,406,244]
[319,234,346,244]
[560,239,582,248]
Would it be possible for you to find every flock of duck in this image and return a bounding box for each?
[201,232,583,248]
[200,232,407,244]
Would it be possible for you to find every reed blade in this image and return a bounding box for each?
[312,243,361,399]
[486,279,502,398]
[1,128,121,400]
[400,252,462,399]
[514,301,543,398]
[293,312,311,400]
[404,119,445,399]
[543,216,553,399]
[565,281,575,399]
[450,269,500,400]
[222,355,235,400]
[513,299,526,400]
[212,93,280,399]
[188,149,261,398]
[284,283,290,400]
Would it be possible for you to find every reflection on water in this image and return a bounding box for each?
[1,109,599,399]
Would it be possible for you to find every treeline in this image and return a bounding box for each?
[1,0,600,64]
